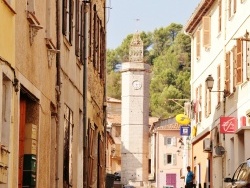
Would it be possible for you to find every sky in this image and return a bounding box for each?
[106,0,201,49]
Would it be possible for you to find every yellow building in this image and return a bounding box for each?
[0,1,16,187]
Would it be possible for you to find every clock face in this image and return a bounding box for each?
[132,80,142,90]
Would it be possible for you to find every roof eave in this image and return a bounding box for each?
[184,0,215,34]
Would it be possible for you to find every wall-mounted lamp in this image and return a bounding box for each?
[205,75,225,97]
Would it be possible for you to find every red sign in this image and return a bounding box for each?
[220,117,237,134]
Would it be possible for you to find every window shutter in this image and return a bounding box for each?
[171,137,176,146]
[218,1,222,32]
[75,0,80,56]
[233,46,237,89]
[69,0,74,44]
[233,0,237,13]
[164,154,167,165]
[236,39,243,85]
[225,52,230,92]
[217,65,221,104]
[228,0,232,19]
[172,154,177,165]
[195,88,198,123]
[202,16,211,48]
[205,87,208,117]
[164,137,167,145]
[196,30,200,59]
[63,0,67,35]
[199,85,202,122]
[247,41,250,79]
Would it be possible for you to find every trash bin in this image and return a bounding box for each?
[106,173,115,188]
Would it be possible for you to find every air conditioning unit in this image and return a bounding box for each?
[213,145,225,158]
[203,138,212,152]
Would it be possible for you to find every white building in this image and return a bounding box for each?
[184,0,250,187]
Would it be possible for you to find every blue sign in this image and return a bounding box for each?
[180,126,191,136]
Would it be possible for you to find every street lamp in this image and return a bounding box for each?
[205,75,225,96]
[205,75,214,92]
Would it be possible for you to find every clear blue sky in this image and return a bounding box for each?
[106,0,201,49]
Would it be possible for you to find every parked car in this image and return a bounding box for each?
[224,158,250,188]
[114,172,121,181]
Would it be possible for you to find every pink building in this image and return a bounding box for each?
[150,118,186,188]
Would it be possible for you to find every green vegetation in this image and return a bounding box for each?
[106,23,191,118]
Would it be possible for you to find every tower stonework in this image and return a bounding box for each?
[121,32,150,187]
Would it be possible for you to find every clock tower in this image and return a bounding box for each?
[121,32,150,187]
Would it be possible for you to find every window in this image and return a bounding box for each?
[164,137,176,146]
[88,121,97,186]
[202,16,211,48]
[163,154,177,165]
[75,0,81,56]
[63,0,74,44]
[2,74,12,147]
[228,0,237,19]
[27,0,35,14]
[63,105,74,187]
[46,1,51,38]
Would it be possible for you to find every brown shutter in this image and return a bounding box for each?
[236,39,243,84]
[233,46,237,89]
[247,41,250,79]
[217,65,221,104]
[75,0,80,56]
[233,0,237,13]
[88,122,95,185]
[203,16,211,47]
[228,0,232,19]
[80,3,86,63]
[196,30,200,59]
[199,85,202,122]
[208,89,211,115]
[225,52,230,92]
[218,1,222,32]
[69,0,74,44]
[195,88,198,123]
[63,0,67,35]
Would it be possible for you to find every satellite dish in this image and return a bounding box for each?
[214,146,225,156]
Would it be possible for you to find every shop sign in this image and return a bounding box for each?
[220,117,237,134]
[175,114,190,125]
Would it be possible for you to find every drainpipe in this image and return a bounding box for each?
[83,1,89,187]
[222,0,228,186]
[55,0,61,187]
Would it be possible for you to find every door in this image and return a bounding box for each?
[166,173,176,188]
[18,99,26,188]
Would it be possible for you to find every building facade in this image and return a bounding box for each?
[149,118,186,188]
[185,0,250,187]
[0,0,16,187]
[0,0,106,187]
